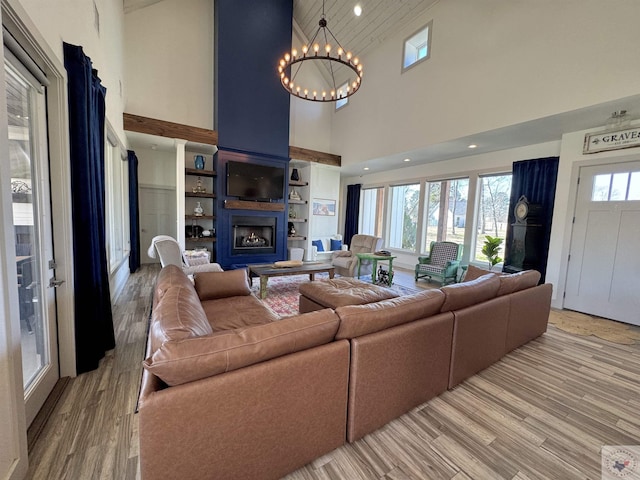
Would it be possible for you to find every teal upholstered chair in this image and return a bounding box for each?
[415,241,463,285]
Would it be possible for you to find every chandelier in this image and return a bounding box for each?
[277,1,363,103]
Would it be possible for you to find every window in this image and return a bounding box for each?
[388,183,420,251]
[105,134,129,273]
[360,187,385,237]
[423,178,469,250]
[592,171,640,201]
[473,174,512,262]
[335,81,349,110]
[402,21,432,72]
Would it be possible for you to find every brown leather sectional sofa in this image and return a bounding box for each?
[138,264,552,480]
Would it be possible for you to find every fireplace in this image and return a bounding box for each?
[232,216,276,255]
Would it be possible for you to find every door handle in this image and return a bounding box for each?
[49,278,65,288]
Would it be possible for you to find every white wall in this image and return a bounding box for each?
[308,163,341,245]
[340,141,561,270]
[136,147,177,188]
[331,0,640,166]
[18,0,127,142]
[123,0,214,129]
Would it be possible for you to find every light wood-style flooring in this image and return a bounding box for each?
[25,265,640,480]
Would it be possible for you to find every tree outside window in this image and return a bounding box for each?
[389,183,420,250]
[424,178,469,250]
[473,174,512,261]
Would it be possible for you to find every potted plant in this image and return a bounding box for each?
[482,235,503,271]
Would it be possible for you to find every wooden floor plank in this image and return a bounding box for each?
[24,266,640,480]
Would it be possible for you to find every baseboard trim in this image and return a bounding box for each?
[27,376,71,452]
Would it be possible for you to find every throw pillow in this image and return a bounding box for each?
[462,264,493,282]
[195,269,251,300]
[311,239,324,252]
[330,239,342,251]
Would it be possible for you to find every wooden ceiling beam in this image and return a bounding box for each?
[289,146,341,167]
[123,113,341,166]
[123,113,218,145]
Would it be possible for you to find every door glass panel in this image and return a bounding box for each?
[6,63,48,389]
[610,172,629,201]
[627,172,640,200]
[592,174,611,201]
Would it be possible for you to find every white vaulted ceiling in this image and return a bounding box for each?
[293,0,437,61]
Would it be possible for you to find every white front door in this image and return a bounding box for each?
[140,186,176,264]
[564,161,640,325]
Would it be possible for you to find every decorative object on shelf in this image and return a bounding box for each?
[201,230,212,237]
[288,206,297,219]
[288,222,296,237]
[192,176,206,194]
[290,168,300,181]
[277,0,363,103]
[289,189,301,201]
[185,224,203,238]
[194,155,206,170]
[312,198,336,216]
[193,201,204,217]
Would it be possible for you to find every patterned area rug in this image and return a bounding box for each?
[250,274,419,318]
[548,309,640,345]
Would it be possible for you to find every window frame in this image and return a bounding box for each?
[335,81,349,110]
[359,185,386,237]
[421,177,470,254]
[387,182,422,253]
[470,172,512,266]
[401,20,433,73]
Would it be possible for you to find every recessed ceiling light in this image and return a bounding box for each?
[403,158,411,162]
[363,167,370,170]
[354,4,362,16]
[468,144,477,149]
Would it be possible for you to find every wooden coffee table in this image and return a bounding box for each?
[248,262,335,299]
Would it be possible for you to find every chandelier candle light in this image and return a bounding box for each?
[278,1,363,102]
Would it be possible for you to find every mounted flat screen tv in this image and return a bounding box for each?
[226,161,285,201]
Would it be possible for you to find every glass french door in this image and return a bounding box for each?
[5,51,59,425]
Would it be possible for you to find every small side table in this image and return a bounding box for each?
[355,253,397,285]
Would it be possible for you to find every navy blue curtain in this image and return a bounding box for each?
[344,184,362,247]
[503,157,559,282]
[128,150,141,273]
[64,43,115,374]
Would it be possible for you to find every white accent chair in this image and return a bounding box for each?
[148,235,223,275]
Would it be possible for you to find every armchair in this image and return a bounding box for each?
[331,234,383,277]
[415,241,462,285]
[148,235,223,275]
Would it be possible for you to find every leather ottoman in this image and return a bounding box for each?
[299,277,399,313]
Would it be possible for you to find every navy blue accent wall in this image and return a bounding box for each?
[214,0,293,266]
[215,0,292,159]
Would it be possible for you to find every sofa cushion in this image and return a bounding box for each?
[335,289,445,339]
[311,239,324,252]
[201,295,277,331]
[149,285,213,354]
[153,264,194,307]
[299,278,398,309]
[143,309,340,386]
[194,269,251,300]
[330,239,342,251]
[497,270,541,296]
[440,273,500,312]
